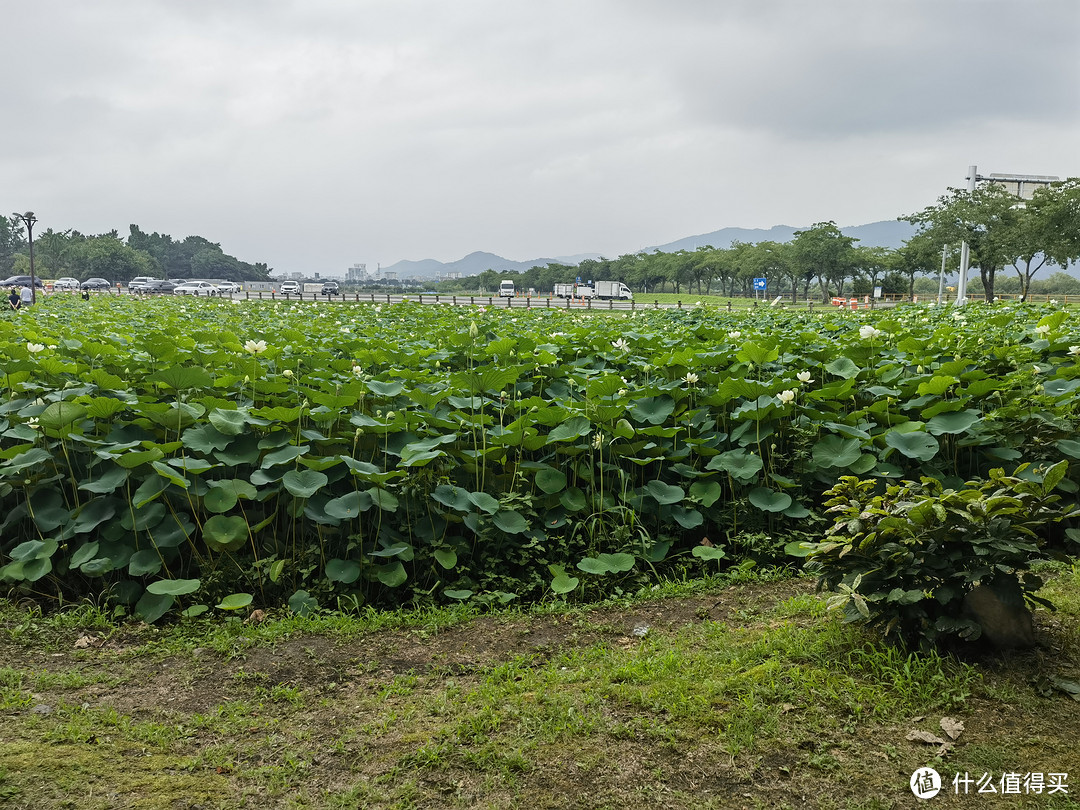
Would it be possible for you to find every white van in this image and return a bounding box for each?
[499,280,515,297]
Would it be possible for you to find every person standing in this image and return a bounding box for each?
[19,285,32,308]
[8,288,21,310]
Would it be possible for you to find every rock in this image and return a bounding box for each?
[963,582,1035,649]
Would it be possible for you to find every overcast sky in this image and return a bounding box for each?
[3,1,1078,275]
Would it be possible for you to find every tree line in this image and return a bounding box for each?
[435,178,1080,302]
[0,221,272,284]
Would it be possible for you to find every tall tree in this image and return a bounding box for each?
[790,222,858,302]
[0,216,26,276]
[904,184,1023,301]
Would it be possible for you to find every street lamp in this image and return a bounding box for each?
[11,211,38,305]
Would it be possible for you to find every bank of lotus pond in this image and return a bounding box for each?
[1,296,1078,621]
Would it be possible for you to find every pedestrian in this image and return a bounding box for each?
[81,288,90,301]
[8,288,21,310]
[19,285,33,308]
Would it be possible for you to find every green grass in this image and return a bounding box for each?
[2,570,1079,809]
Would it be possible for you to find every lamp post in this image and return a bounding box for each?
[11,211,38,305]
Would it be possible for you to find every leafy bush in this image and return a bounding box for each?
[792,462,1080,646]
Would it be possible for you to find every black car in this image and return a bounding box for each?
[143,280,178,294]
[1,275,44,288]
[80,278,112,290]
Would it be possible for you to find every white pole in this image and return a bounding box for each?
[937,244,947,305]
[956,165,977,305]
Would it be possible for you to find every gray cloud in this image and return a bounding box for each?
[2,1,1077,273]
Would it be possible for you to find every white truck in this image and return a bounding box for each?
[499,280,515,297]
[595,280,633,300]
[553,281,633,300]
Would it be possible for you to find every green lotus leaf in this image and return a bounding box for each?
[645,480,684,505]
[629,396,675,426]
[884,429,940,462]
[748,487,793,513]
[202,514,249,552]
[433,548,458,569]
[326,558,362,584]
[135,591,175,623]
[37,401,88,430]
[706,449,763,482]
[926,409,981,435]
[216,593,254,611]
[288,590,319,616]
[147,366,214,390]
[692,545,727,561]
[208,408,249,435]
[535,468,567,494]
[146,578,201,596]
[548,416,592,442]
[493,509,529,534]
[128,549,163,577]
[282,469,328,498]
[824,357,860,379]
[812,435,862,469]
[374,561,407,587]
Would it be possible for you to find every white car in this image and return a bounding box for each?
[279,281,300,295]
[215,281,242,294]
[173,281,220,296]
[128,276,156,292]
[53,277,81,290]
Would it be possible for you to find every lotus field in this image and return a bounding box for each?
[1,296,1078,621]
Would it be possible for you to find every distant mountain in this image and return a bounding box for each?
[647,220,917,253]
[381,250,602,279]
[381,221,917,279]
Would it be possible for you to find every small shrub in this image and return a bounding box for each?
[791,461,1080,647]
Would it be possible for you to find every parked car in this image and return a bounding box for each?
[173,281,220,296]
[128,276,156,292]
[80,278,112,290]
[143,280,178,294]
[53,277,81,290]
[214,281,241,294]
[320,281,340,295]
[279,281,300,295]
[2,275,44,288]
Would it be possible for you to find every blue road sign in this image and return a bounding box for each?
[753,278,767,290]
[576,276,582,283]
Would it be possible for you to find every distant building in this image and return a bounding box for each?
[347,263,367,281]
[986,173,1059,200]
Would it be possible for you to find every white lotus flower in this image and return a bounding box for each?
[282,369,294,378]
[1035,324,1051,336]
[684,372,699,385]
[859,325,882,340]
[1051,299,1059,305]
[352,365,364,378]
[797,371,813,383]
[727,331,741,339]
[1069,346,1080,356]
[1033,365,1043,374]
[26,417,39,430]
[469,321,479,339]
[612,338,630,352]
[777,389,796,405]
[592,433,603,449]
[244,339,267,355]
[26,343,44,353]
[618,388,627,397]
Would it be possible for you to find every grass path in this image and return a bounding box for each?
[2,569,1079,809]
